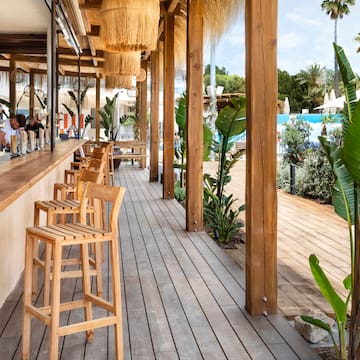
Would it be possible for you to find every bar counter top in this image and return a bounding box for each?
[0,139,84,212]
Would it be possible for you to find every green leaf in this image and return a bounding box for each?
[300,315,331,333]
[175,94,187,131]
[343,101,360,185]
[309,254,347,324]
[343,274,352,290]
[62,103,75,118]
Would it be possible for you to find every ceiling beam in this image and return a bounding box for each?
[79,0,101,9]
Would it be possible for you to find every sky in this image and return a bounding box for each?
[204,0,360,77]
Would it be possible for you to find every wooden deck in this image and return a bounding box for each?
[0,165,320,359]
[203,160,350,318]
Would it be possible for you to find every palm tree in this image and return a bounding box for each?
[296,64,325,109]
[321,0,355,96]
[355,32,360,53]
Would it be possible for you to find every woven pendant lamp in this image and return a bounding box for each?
[105,74,133,89]
[104,51,141,76]
[101,0,160,52]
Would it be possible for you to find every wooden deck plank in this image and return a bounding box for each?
[120,170,222,359]
[133,170,319,360]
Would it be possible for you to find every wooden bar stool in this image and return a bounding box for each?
[53,150,107,201]
[33,168,104,305]
[22,183,126,360]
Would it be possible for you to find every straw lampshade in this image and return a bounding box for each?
[101,0,160,51]
[105,74,133,89]
[104,51,141,76]
[203,0,245,43]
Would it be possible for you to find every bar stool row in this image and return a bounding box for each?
[22,142,125,360]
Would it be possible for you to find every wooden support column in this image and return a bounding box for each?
[29,70,35,119]
[186,0,203,232]
[95,76,100,141]
[245,0,278,315]
[9,55,16,116]
[139,60,148,169]
[150,50,160,181]
[163,12,175,199]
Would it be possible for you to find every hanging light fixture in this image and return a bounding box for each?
[104,51,141,76]
[105,74,133,89]
[101,0,160,51]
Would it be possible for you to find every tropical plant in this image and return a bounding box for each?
[301,43,360,360]
[62,85,89,133]
[281,118,311,164]
[174,93,213,187]
[321,0,355,96]
[203,97,246,243]
[296,64,325,108]
[0,98,13,118]
[99,92,119,141]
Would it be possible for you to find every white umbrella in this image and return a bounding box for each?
[329,89,336,114]
[283,96,290,114]
[314,89,360,111]
[323,92,330,113]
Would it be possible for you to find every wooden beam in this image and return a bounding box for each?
[245,0,278,315]
[139,60,148,169]
[95,76,100,141]
[0,33,47,54]
[13,54,103,68]
[163,12,175,199]
[58,47,104,58]
[29,70,35,119]
[9,56,16,116]
[79,0,101,9]
[186,0,203,232]
[150,50,160,182]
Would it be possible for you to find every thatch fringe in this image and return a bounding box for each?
[101,0,160,51]
[203,0,245,43]
[104,51,141,75]
[105,74,133,89]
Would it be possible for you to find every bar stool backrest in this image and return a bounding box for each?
[80,183,126,233]
[76,168,104,201]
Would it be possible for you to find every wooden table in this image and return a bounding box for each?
[113,140,146,168]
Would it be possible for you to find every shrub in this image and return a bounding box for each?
[296,147,334,203]
[174,181,186,203]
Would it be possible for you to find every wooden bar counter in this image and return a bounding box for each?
[0,139,84,308]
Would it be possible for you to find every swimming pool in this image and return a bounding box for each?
[277,113,342,125]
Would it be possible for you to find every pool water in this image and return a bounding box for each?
[277,113,342,143]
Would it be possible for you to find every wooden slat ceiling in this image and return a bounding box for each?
[0,0,185,79]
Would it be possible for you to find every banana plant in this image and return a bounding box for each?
[99,92,119,141]
[174,93,213,187]
[301,43,360,360]
[203,97,246,243]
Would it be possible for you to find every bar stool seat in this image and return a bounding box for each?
[22,183,126,360]
[33,169,104,305]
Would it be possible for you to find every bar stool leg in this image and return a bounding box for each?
[81,243,94,342]
[110,235,124,360]
[49,242,62,360]
[22,232,34,360]
[43,243,52,307]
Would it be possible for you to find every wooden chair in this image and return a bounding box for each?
[33,168,105,305]
[22,183,126,360]
[53,150,107,201]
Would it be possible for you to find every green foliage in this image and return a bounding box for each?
[0,98,13,117]
[174,181,186,203]
[174,93,213,187]
[204,64,228,76]
[203,97,246,243]
[281,119,311,164]
[296,147,335,203]
[302,255,350,360]
[301,43,360,360]
[84,114,93,126]
[99,92,119,141]
[203,73,245,94]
